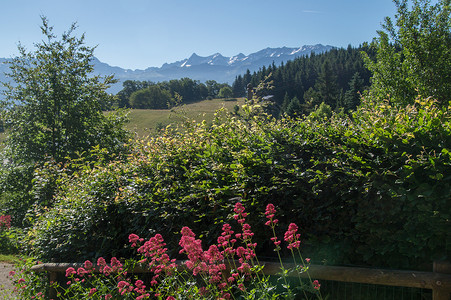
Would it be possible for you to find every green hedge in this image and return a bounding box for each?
[29,98,451,269]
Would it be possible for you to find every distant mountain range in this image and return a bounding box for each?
[1,44,334,94]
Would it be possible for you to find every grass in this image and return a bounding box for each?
[0,98,246,142]
[126,97,245,137]
[0,254,21,264]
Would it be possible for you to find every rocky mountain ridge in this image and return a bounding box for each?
[1,44,334,94]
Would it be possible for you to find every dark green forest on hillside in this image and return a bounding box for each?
[0,0,450,298]
[232,45,373,116]
[114,45,373,115]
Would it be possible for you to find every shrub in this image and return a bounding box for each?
[17,203,323,299]
[29,98,451,269]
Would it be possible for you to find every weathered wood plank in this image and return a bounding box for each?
[31,261,451,292]
[433,261,451,300]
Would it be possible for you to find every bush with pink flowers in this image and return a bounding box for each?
[15,203,322,299]
[0,215,11,229]
[0,214,20,254]
[8,257,49,300]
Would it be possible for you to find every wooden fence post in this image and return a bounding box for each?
[433,261,451,300]
[48,271,57,299]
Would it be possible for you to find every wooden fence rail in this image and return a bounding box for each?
[31,261,451,300]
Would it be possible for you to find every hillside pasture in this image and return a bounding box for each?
[126,97,245,136]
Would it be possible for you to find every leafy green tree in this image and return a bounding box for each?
[205,80,221,98]
[0,17,130,223]
[307,102,333,121]
[198,82,208,100]
[363,0,451,105]
[165,78,205,103]
[218,86,233,99]
[1,17,129,163]
[129,85,172,109]
[117,80,153,108]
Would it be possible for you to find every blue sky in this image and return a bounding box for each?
[1,0,397,70]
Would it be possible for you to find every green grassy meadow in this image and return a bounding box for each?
[126,97,245,136]
[0,98,245,144]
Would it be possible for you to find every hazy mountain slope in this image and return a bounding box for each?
[1,44,334,94]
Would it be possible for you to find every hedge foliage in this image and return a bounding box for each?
[29,97,450,269]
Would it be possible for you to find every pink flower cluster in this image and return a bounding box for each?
[0,215,11,229]
[131,232,177,290]
[265,204,282,247]
[169,202,260,298]
[264,204,278,226]
[59,202,319,299]
[233,202,247,224]
[88,288,97,296]
[128,233,144,247]
[284,223,301,250]
[117,280,133,296]
[265,203,302,250]
[233,203,257,261]
[313,279,321,290]
[178,226,230,298]
[64,257,145,299]
[217,223,236,257]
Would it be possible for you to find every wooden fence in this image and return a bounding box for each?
[31,260,451,299]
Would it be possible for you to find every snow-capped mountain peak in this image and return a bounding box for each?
[163,44,333,70]
[1,44,335,94]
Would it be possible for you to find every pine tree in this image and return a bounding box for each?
[285,96,301,117]
[344,72,364,111]
[232,75,245,97]
[303,87,321,115]
[280,92,291,115]
[316,60,339,107]
[243,69,252,87]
